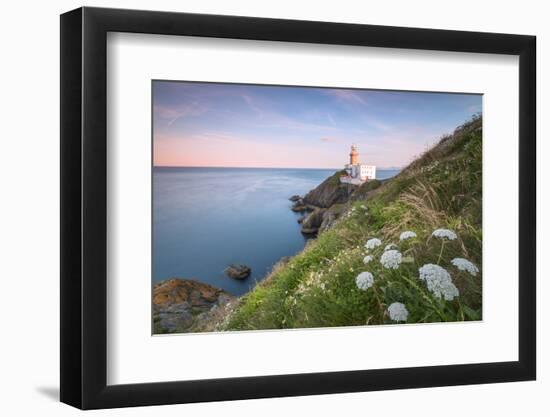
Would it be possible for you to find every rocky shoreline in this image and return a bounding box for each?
[153,170,385,334]
[153,278,235,333]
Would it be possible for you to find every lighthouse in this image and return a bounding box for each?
[342,145,376,185]
[350,144,359,165]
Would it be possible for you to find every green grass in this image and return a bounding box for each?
[221,115,483,330]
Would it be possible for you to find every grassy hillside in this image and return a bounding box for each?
[219,115,483,330]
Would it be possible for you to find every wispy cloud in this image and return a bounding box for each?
[154,102,205,126]
[327,89,367,105]
[326,112,336,126]
[256,112,337,133]
[361,117,392,132]
[320,136,339,143]
[241,94,265,118]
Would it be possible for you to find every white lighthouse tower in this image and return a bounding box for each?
[341,145,376,185]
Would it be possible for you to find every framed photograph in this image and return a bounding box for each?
[60,7,536,409]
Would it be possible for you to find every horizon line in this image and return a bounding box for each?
[153,164,404,170]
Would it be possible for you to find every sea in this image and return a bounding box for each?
[153,167,400,295]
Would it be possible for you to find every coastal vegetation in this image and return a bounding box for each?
[217,114,483,330]
[153,114,482,333]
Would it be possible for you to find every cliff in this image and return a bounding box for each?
[302,170,355,208]
[297,171,383,235]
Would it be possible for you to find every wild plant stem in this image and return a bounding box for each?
[437,241,445,264]
[401,274,446,321]
[458,299,465,321]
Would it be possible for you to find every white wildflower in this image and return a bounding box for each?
[432,228,457,240]
[365,238,382,249]
[363,255,373,264]
[356,272,374,290]
[384,243,398,251]
[360,204,367,210]
[441,281,459,300]
[380,250,402,269]
[418,264,459,300]
[451,258,479,276]
[387,302,409,322]
[399,231,417,241]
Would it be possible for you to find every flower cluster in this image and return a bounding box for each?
[295,270,325,296]
[399,231,417,241]
[356,272,374,290]
[349,228,477,326]
[420,160,440,174]
[451,258,479,276]
[432,228,457,240]
[380,250,402,269]
[418,264,459,300]
[387,302,409,322]
[384,243,397,251]
[365,238,382,249]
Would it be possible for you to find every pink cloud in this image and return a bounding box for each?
[320,136,340,143]
[154,127,431,169]
[154,132,342,168]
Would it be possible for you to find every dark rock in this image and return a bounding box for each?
[153,278,223,307]
[291,204,308,212]
[224,264,251,280]
[296,203,348,235]
[157,311,193,332]
[152,278,235,334]
[300,208,327,235]
[302,170,357,208]
[163,301,191,314]
[291,198,314,212]
[289,195,302,202]
[217,293,235,305]
[319,204,347,232]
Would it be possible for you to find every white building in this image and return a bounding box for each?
[340,145,376,185]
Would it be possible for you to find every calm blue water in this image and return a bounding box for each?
[153,167,399,295]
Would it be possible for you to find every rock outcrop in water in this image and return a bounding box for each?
[153,278,235,333]
[290,197,313,213]
[224,264,251,280]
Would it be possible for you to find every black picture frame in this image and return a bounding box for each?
[60,6,536,410]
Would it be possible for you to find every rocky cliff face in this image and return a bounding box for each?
[302,170,356,208]
[293,171,383,235]
[153,278,235,333]
[299,204,347,235]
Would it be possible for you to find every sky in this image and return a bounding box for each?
[153,81,482,169]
